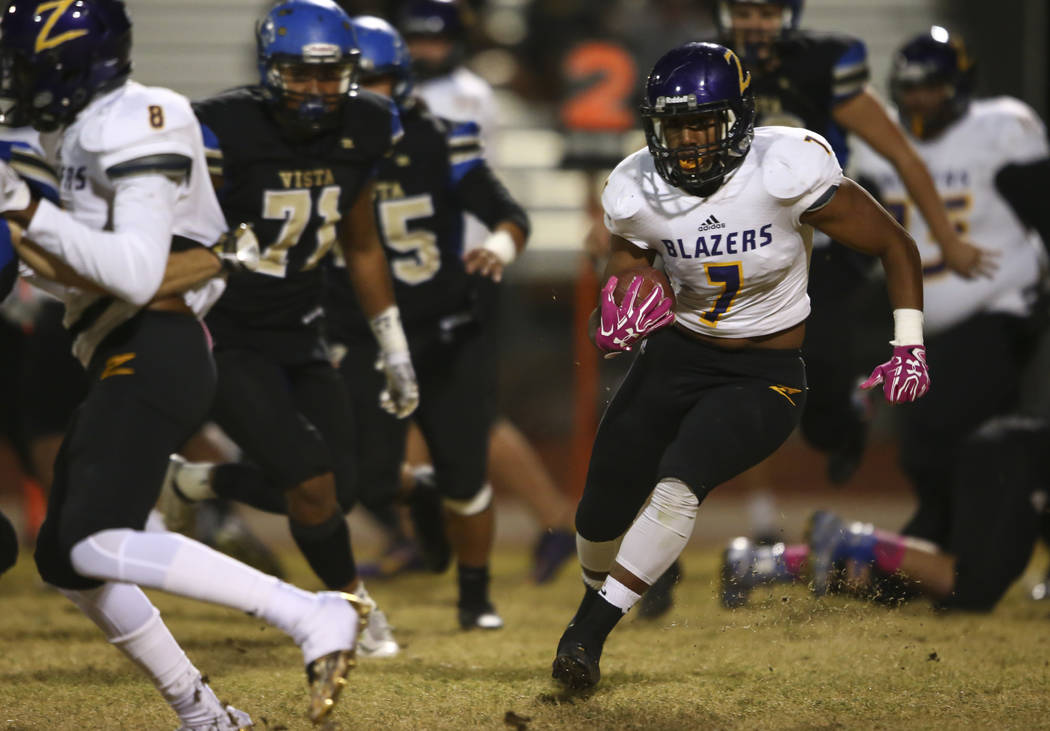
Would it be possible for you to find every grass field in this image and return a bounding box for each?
[2,544,1049,730]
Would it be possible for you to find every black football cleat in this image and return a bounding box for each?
[458,601,504,630]
[552,641,601,691]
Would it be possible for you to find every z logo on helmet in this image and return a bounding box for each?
[723,49,751,94]
[34,0,88,53]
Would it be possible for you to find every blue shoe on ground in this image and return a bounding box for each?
[532,529,576,584]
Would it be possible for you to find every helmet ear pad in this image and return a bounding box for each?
[640,42,756,197]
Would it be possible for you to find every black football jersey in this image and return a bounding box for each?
[723,30,869,166]
[194,86,401,358]
[324,101,528,341]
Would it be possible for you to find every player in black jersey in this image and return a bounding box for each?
[158,0,416,657]
[324,16,529,630]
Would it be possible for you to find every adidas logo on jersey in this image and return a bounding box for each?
[697,215,726,231]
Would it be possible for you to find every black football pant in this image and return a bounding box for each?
[209,349,358,512]
[799,241,873,456]
[898,313,1029,546]
[34,312,215,590]
[339,316,497,510]
[576,327,806,542]
[940,418,1049,610]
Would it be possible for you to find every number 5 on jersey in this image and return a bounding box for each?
[378,194,441,285]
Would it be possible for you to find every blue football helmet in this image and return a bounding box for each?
[890,26,975,140]
[256,0,359,134]
[0,0,131,131]
[351,16,413,107]
[640,42,756,197]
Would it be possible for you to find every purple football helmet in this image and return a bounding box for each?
[890,26,975,140]
[640,42,756,197]
[0,0,131,131]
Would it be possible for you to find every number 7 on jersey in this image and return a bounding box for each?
[699,262,743,326]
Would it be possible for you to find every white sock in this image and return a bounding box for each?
[615,479,699,585]
[599,576,642,613]
[143,509,167,533]
[59,583,226,726]
[174,459,217,501]
[69,529,316,643]
[576,533,623,590]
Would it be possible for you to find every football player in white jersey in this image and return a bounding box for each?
[550,41,928,691]
[718,29,1050,615]
[0,1,367,725]
[855,27,1048,553]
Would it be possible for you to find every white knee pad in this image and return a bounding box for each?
[616,478,699,585]
[443,483,493,516]
[576,533,623,590]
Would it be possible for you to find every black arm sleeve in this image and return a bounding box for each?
[454,162,531,239]
[995,158,1050,247]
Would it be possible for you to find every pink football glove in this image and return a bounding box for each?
[860,345,930,404]
[595,275,675,356]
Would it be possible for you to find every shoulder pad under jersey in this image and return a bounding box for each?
[602,150,647,225]
[601,150,655,248]
[77,84,198,168]
[976,97,1048,159]
[761,127,842,201]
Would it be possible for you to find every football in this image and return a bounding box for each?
[611,266,675,308]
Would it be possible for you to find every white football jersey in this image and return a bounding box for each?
[416,66,499,251]
[603,126,843,339]
[851,97,1048,335]
[47,81,227,364]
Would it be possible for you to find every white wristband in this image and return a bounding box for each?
[369,305,410,357]
[891,308,924,346]
[482,229,517,266]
